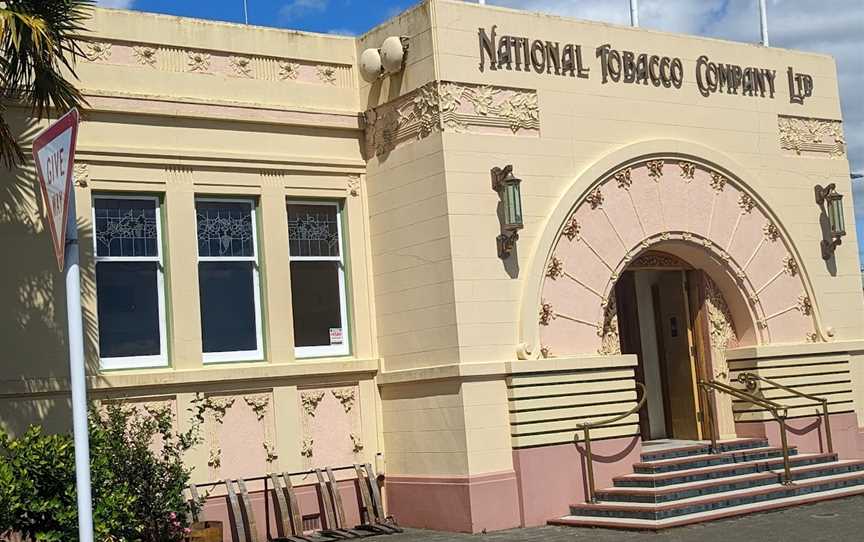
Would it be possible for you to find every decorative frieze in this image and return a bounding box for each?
[778,115,846,158]
[85,41,112,62]
[229,55,253,78]
[132,46,157,67]
[363,81,539,156]
[186,51,211,73]
[279,60,300,80]
[316,65,337,85]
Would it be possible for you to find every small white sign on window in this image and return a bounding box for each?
[329,328,344,345]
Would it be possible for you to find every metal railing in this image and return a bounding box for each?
[574,382,647,503]
[737,372,833,454]
[698,379,794,485]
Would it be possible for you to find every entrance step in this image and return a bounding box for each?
[639,438,768,462]
[632,446,798,474]
[551,438,864,530]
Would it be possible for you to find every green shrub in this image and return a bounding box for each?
[0,400,205,542]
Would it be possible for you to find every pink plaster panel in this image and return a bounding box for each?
[598,182,645,250]
[512,436,642,526]
[627,168,665,237]
[540,317,601,357]
[542,275,602,326]
[764,309,812,344]
[551,236,611,295]
[686,169,716,237]
[660,170,691,233]
[574,205,626,272]
[708,187,741,251]
[301,386,363,471]
[745,238,789,293]
[757,272,802,318]
[210,395,269,483]
[386,471,521,533]
[726,209,766,266]
[735,412,863,460]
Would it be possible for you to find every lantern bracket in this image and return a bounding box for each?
[814,183,845,260]
[491,164,514,192]
[497,231,519,259]
[814,183,836,206]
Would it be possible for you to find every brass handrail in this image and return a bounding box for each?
[737,372,833,454]
[574,382,647,503]
[698,379,794,485]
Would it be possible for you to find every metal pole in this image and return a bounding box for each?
[630,0,639,27]
[759,0,769,46]
[584,427,596,503]
[243,0,249,24]
[65,189,94,542]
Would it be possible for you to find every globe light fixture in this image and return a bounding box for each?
[815,183,846,259]
[492,165,524,259]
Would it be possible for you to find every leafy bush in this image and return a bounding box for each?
[0,401,205,542]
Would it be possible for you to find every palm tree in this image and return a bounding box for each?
[1,0,93,168]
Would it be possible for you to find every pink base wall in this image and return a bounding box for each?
[512,436,643,527]
[198,480,362,542]
[384,470,521,533]
[735,411,864,460]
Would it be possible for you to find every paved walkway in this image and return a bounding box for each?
[384,495,864,541]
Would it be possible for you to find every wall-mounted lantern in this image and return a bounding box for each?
[492,165,524,259]
[815,183,846,259]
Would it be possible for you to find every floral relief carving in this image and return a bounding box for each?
[301,438,314,458]
[243,394,270,422]
[738,194,756,214]
[705,277,738,381]
[546,256,564,279]
[805,332,820,343]
[797,295,813,316]
[229,56,253,78]
[186,51,211,73]
[597,294,621,356]
[629,251,691,269]
[539,300,555,326]
[347,175,361,197]
[585,187,604,209]
[614,168,632,190]
[350,433,364,453]
[278,60,300,80]
[709,171,727,192]
[540,345,552,359]
[73,164,89,188]
[646,160,664,181]
[301,391,325,416]
[679,161,696,180]
[207,447,222,470]
[778,115,846,158]
[85,41,112,62]
[263,441,278,464]
[316,65,338,85]
[132,46,157,67]
[763,222,780,242]
[331,388,356,413]
[364,81,539,156]
[561,215,581,241]
[782,256,799,277]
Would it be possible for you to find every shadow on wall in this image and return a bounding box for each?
[0,154,99,436]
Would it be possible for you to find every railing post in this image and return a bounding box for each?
[583,426,596,503]
[822,399,834,454]
[776,411,794,485]
[699,382,718,454]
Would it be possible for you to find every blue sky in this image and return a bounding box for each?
[99,0,864,268]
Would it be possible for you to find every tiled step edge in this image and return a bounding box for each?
[569,471,864,521]
[551,484,864,531]
[639,439,769,463]
[633,447,799,474]
[597,460,864,503]
[615,453,836,488]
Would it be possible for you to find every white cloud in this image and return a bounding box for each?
[96,0,135,8]
[279,0,328,22]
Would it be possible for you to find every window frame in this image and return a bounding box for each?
[287,199,350,358]
[92,193,168,370]
[195,196,264,364]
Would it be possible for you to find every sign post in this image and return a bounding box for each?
[32,108,94,542]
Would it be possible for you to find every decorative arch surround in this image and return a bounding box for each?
[521,142,822,359]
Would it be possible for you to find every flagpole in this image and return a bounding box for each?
[243,0,249,24]
[759,0,769,46]
[630,0,639,27]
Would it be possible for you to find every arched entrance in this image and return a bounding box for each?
[523,146,821,442]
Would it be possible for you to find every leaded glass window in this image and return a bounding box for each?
[92,195,167,369]
[287,201,349,358]
[195,198,263,363]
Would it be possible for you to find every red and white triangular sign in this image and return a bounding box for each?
[32,108,80,271]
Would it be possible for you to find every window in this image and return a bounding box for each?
[287,201,349,357]
[196,198,263,363]
[93,195,167,369]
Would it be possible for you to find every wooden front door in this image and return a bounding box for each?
[653,271,702,440]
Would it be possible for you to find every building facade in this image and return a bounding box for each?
[2,0,863,535]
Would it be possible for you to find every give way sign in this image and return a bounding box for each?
[32,108,80,271]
